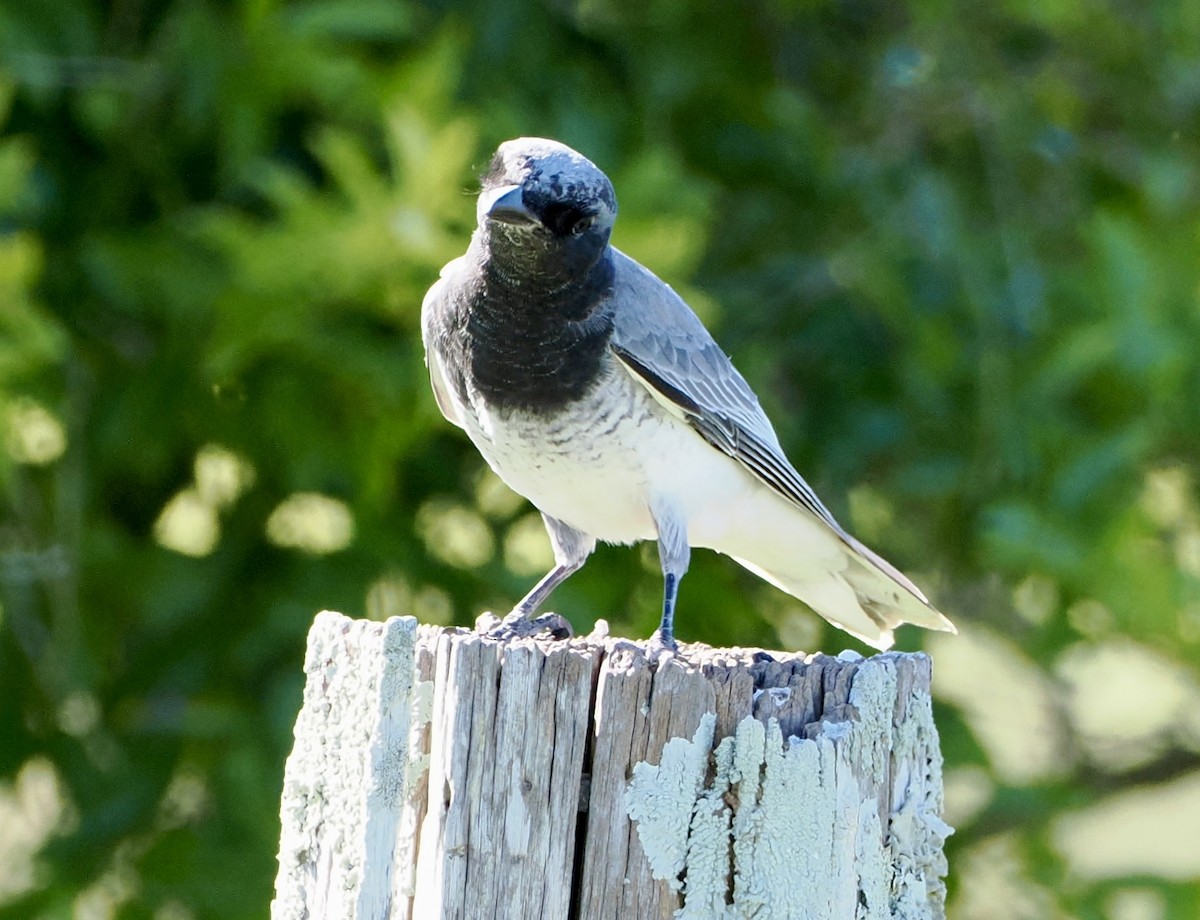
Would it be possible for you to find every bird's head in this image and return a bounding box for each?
[475,138,618,288]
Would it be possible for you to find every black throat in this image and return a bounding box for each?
[456,250,616,414]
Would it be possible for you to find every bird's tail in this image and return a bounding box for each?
[729,531,955,651]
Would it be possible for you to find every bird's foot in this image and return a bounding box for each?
[646,628,679,662]
[475,610,574,641]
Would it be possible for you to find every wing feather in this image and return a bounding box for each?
[606,249,843,533]
[605,248,949,627]
[421,259,468,430]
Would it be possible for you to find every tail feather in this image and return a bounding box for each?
[735,549,955,650]
[841,533,956,634]
[842,533,930,603]
[695,483,955,649]
[714,517,954,651]
[732,556,900,650]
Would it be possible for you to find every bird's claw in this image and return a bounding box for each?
[476,610,574,641]
[646,629,679,662]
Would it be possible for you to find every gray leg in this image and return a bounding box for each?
[650,499,690,652]
[512,514,595,616]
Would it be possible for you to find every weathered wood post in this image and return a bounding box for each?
[272,611,951,920]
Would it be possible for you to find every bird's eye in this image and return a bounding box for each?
[540,202,598,236]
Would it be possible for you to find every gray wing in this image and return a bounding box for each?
[606,249,936,606]
[606,248,845,532]
[420,256,468,430]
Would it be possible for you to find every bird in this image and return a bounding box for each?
[420,137,956,652]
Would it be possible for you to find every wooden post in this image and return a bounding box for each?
[272,611,951,920]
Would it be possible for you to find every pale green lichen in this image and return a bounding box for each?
[625,656,952,920]
[625,713,717,890]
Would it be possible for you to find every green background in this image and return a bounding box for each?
[3,0,1200,917]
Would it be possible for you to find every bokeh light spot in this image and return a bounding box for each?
[193,444,255,508]
[416,498,494,569]
[154,489,220,557]
[266,492,354,554]
[5,397,66,465]
[503,513,554,577]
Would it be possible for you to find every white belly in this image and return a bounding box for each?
[458,367,758,546]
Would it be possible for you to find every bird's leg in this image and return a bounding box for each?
[648,500,690,656]
[511,560,584,617]
[478,514,593,640]
[653,572,680,650]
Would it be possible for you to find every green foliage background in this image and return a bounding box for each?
[2,0,1199,916]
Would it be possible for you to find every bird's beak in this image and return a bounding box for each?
[481,184,538,227]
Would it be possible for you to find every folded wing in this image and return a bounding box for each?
[606,249,955,648]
